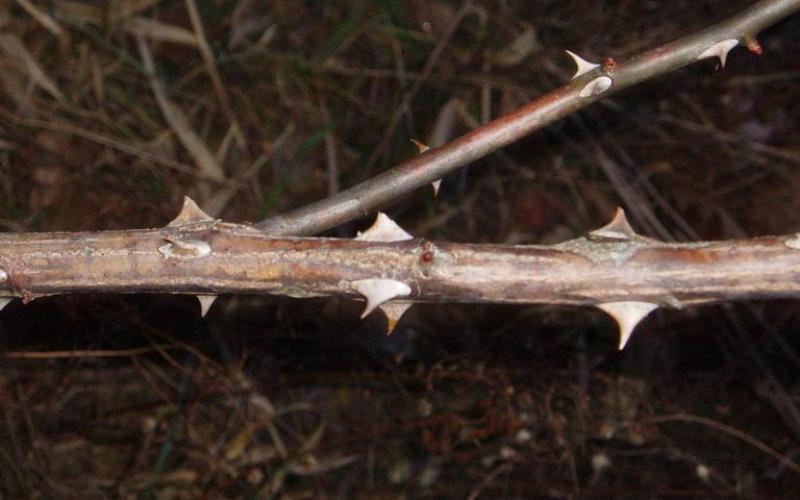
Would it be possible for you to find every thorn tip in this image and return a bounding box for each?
[197,294,218,317]
[598,301,658,350]
[431,179,442,196]
[590,208,637,240]
[379,301,413,335]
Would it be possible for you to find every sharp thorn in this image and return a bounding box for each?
[431,179,442,196]
[351,279,412,319]
[590,207,637,240]
[565,50,600,79]
[598,302,658,350]
[697,39,739,68]
[168,196,216,227]
[379,301,413,335]
[356,213,413,242]
[409,140,441,196]
[197,294,218,317]
[410,138,430,153]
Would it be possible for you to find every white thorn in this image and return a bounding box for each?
[168,196,215,226]
[0,298,11,311]
[590,207,637,240]
[197,295,218,317]
[697,39,738,68]
[565,50,600,79]
[431,179,442,196]
[356,213,413,242]
[351,279,412,319]
[379,301,413,335]
[579,76,612,98]
[598,301,658,350]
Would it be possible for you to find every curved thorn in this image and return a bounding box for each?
[598,302,658,350]
[352,279,412,319]
[565,50,600,79]
[697,39,739,68]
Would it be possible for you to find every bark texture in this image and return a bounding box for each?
[3,216,800,309]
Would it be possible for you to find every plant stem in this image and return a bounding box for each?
[256,0,800,236]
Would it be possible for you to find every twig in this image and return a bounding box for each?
[1,346,179,359]
[256,0,800,236]
[650,413,800,477]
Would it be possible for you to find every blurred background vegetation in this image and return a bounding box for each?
[1,0,800,497]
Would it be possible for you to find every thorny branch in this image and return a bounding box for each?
[256,0,800,236]
[4,200,800,349]
[1,0,800,351]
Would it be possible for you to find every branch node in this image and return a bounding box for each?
[745,35,763,55]
[158,239,212,259]
[579,76,613,98]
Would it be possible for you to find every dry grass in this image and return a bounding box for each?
[1,0,800,497]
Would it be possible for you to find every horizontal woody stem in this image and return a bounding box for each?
[3,221,800,308]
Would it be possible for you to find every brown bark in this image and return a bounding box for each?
[3,216,800,309]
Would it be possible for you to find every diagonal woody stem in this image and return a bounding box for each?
[256,0,800,236]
